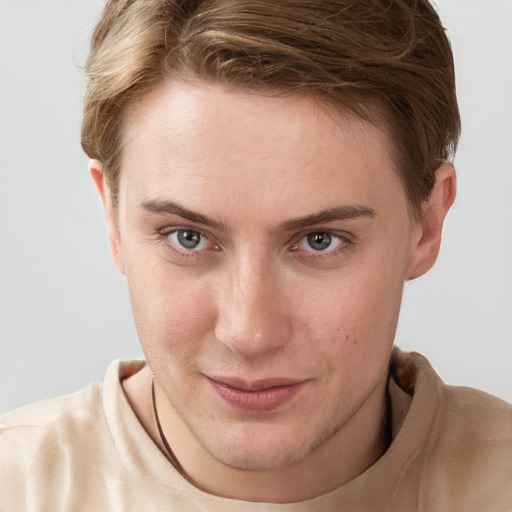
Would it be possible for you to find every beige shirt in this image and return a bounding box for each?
[1,351,511,511]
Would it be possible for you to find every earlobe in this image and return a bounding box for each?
[89,160,126,275]
[406,163,456,280]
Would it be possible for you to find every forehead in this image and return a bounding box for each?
[123,81,380,152]
[119,80,408,225]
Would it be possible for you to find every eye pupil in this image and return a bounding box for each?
[177,230,201,249]
[307,232,332,251]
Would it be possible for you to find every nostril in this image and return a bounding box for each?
[214,263,291,358]
[214,309,289,360]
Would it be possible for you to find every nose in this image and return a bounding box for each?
[214,255,292,360]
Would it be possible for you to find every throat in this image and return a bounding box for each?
[149,374,393,504]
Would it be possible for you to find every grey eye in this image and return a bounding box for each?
[307,232,332,251]
[298,232,342,253]
[168,229,208,251]
[178,230,201,249]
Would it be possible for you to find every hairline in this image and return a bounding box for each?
[113,75,421,221]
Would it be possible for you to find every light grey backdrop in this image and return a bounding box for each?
[1,0,511,415]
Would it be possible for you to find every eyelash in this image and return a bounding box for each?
[157,226,219,259]
[289,232,351,262]
[156,226,353,262]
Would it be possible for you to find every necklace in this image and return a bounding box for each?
[383,384,393,454]
[151,379,186,474]
[151,378,394,476]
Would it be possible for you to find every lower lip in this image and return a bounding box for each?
[209,380,306,413]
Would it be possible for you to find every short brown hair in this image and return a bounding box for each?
[81,0,460,218]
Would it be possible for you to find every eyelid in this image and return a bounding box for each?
[298,232,342,252]
[290,228,352,245]
[155,225,353,262]
[158,225,209,238]
[289,229,354,257]
[158,225,220,256]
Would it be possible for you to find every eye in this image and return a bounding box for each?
[298,231,342,253]
[167,229,210,252]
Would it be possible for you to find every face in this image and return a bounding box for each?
[105,81,426,471]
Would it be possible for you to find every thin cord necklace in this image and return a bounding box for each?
[151,379,186,475]
[151,378,394,478]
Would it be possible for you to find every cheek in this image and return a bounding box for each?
[124,253,216,361]
[291,250,407,375]
[298,259,404,335]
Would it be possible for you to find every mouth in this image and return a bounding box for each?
[208,376,308,413]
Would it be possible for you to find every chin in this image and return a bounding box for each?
[212,443,306,472]
[198,422,330,472]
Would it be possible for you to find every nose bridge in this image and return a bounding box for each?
[215,248,289,359]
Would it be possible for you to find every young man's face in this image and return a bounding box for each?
[96,81,444,472]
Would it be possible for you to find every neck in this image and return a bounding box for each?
[152,374,390,503]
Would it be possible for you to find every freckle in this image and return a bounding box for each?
[346,335,358,345]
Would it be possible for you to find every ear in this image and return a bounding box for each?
[90,160,126,275]
[406,163,456,280]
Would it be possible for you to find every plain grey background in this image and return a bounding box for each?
[1,0,511,415]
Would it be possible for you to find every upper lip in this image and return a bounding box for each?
[208,376,306,391]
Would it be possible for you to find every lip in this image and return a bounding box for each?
[208,376,307,413]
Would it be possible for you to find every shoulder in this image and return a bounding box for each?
[0,361,134,510]
[436,383,512,464]
[392,349,512,437]
[393,350,512,510]
[430,385,512,510]
[442,383,512,430]
[1,380,103,428]
[0,359,141,443]
[0,380,107,474]
[0,360,142,462]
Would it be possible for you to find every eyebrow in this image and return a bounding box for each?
[140,199,376,232]
[277,205,376,232]
[140,199,225,229]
